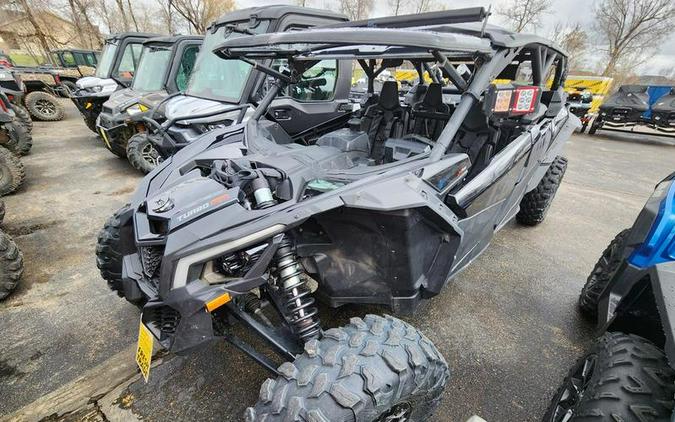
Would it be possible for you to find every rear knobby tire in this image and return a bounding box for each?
[578,229,630,319]
[245,314,449,422]
[13,105,33,133]
[516,156,568,226]
[0,229,23,300]
[127,133,163,174]
[0,147,25,195]
[96,206,127,297]
[25,91,64,121]
[543,332,675,422]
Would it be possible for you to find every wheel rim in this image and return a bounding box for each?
[376,402,412,422]
[548,354,597,422]
[140,142,163,167]
[35,99,56,116]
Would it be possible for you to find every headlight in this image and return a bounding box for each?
[126,103,149,116]
[0,70,13,81]
[87,85,103,93]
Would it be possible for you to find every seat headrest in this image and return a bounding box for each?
[378,81,400,110]
[423,83,443,108]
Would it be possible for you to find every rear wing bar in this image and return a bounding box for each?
[325,7,488,29]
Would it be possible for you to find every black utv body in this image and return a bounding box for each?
[96,35,203,163]
[652,88,675,130]
[137,6,350,173]
[97,8,578,421]
[71,32,159,132]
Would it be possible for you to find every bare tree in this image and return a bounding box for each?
[171,0,234,33]
[550,22,587,71]
[14,0,54,63]
[594,0,674,76]
[497,0,551,33]
[340,0,373,21]
[114,0,130,31]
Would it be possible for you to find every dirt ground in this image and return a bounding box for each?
[1,101,674,422]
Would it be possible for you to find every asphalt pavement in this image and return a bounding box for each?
[1,102,674,422]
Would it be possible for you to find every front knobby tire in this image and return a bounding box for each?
[543,332,675,422]
[127,133,163,174]
[245,314,449,422]
[0,229,23,300]
[13,105,33,133]
[96,206,128,297]
[6,120,32,155]
[516,156,568,226]
[578,229,630,319]
[0,147,25,195]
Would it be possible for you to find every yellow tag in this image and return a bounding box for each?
[99,128,112,149]
[85,102,92,109]
[136,322,154,382]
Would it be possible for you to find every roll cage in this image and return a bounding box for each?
[213,8,568,163]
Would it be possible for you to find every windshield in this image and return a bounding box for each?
[186,20,270,102]
[95,42,118,78]
[132,46,172,92]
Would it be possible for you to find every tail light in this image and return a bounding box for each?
[54,74,61,84]
[486,84,541,117]
[0,100,8,113]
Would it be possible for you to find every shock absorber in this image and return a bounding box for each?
[273,237,320,341]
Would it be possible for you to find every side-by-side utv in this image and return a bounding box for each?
[71,32,159,132]
[96,8,578,421]
[545,171,675,421]
[95,35,202,164]
[133,6,351,174]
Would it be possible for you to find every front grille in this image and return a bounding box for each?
[145,305,181,337]
[140,245,164,279]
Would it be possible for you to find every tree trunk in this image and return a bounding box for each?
[16,0,54,64]
[115,0,130,31]
[126,0,140,31]
[67,0,87,47]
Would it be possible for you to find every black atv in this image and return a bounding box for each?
[96,35,202,168]
[71,32,159,132]
[652,87,675,131]
[567,87,593,133]
[96,8,578,421]
[544,171,675,421]
[137,5,351,174]
[589,85,650,135]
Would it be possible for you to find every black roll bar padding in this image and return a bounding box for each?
[251,81,284,121]
[325,7,488,30]
[423,62,441,84]
[431,50,468,91]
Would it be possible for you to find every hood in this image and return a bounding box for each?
[75,76,119,97]
[164,95,237,124]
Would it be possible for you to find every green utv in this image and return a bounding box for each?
[96,35,202,170]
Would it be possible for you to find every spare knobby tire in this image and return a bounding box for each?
[0,147,24,195]
[127,133,163,174]
[13,105,33,133]
[25,91,64,121]
[0,229,23,300]
[516,156,568,226]
[543,332,675,422]
[245,314,449,422]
